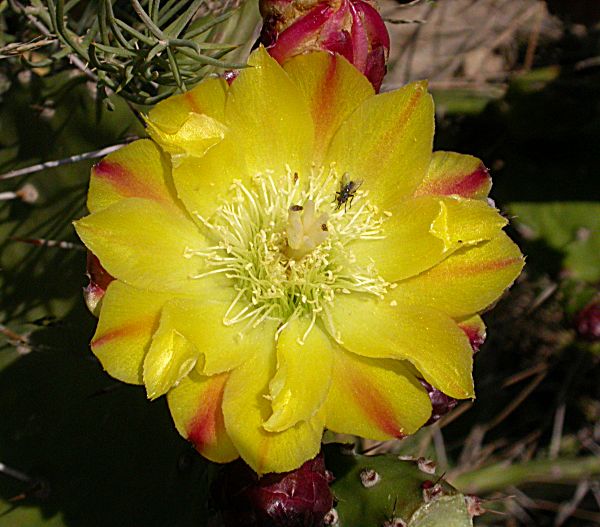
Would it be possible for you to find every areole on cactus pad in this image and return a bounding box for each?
[74,46,523,475]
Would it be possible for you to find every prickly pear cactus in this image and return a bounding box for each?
[324,444,473,527]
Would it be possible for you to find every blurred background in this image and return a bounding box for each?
[0,0,598,525]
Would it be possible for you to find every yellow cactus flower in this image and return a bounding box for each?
[74,48,523,475]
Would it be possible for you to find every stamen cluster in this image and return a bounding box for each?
[188,166,389,340]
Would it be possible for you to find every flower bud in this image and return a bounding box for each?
[84,252,114,315]
[212,453,334,527]
[574,301,600,342]
[259,0,390,91]
[419,379,458,426]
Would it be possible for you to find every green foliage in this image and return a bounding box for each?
[509,202,600,282]
[4,0,260,104]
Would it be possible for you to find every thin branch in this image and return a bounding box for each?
[453,456,600,495]
[0,140,138,181]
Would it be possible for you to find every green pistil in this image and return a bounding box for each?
[188,166,389,340]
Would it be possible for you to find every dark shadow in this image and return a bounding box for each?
[0,304,213,526]
[434,27,600,205]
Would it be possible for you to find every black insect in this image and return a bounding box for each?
[334,173,363,212]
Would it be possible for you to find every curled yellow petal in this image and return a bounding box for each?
[352,195,507,282]
[222,346,325,475]
[264,318,333,432]
[143,313,200,400]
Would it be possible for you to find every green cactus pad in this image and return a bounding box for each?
[324,444,473,527]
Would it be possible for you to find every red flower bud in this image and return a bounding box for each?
[259,0,390,91]
[419,379,459,426]
[574,301,600,342]
[212,454,334,527]
[84,252,114,314]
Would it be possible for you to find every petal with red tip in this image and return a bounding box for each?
[88,139,178,213]
[168,371,239,463]
[415,151,492,200]
[284,52,374,162]
[222,347,325,475]
[457,315,486,352]
[325,80,433,208]
[264,318,333,433]
[91,280,172,384]
[329,295,474,399]
[225,47,314,179]
[393,232,525,318]
[324,346,431,440]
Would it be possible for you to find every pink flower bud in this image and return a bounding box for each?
[212,453,334,527]
[259,0,390,91]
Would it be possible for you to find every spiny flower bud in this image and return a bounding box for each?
[212,454,334,527]
[259,0,390,91]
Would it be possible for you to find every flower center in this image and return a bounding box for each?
[188,165,389,340]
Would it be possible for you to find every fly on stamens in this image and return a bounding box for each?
[334,173,363,212]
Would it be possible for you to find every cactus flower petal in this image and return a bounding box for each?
[394,232,525,318]
[88,139,179,213]
[76,48,523,474]
[264,319,333,433]
[91,281,171,384]
[170,138,248,220]
[352,195,508,282]
[74,198,209,294]
[325,80,434,209]
[168,371,239,463]
[222,347,326,475]
[147,296,278,380]
[283,52,374,162]
[330,296,474,399]
[225,48,314,179]
[416,151,492,200]
[458,315,487,352]
[143,316,201,400]
[324,346,431,439]
[84,252,114,315]
[147,77,227,134]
